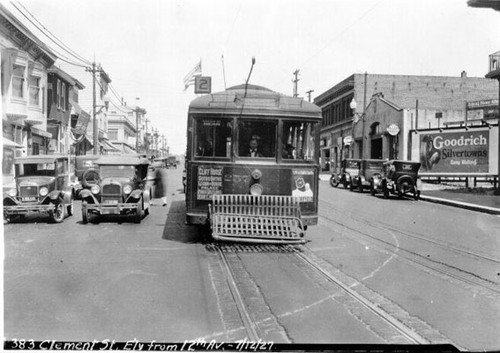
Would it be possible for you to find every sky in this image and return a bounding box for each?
[3,0,499,155]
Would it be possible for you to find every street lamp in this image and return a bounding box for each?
[350,98,365,159]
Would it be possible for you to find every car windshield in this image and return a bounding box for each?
[15,163,56,177]
[99,165,136,179]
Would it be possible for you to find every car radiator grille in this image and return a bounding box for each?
[20,186,38,197]
[102,184,121,195]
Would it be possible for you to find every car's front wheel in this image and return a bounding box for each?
[51,199,66,223]
[82,202,88,224]
[134,199,143,224]
[330,175,339,188]
[67,198,74,216]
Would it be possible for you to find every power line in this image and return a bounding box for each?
[10,2,91,67]
[16,1,92,65]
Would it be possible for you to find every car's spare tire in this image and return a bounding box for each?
[81,168,100,188]
[396,176,414,194]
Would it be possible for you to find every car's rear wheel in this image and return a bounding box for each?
[358,182,363,193]
[51,199,66,223]
[382,181,389,199]
[370,182,376,196]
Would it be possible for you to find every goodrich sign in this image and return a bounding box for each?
[415,127,498,175]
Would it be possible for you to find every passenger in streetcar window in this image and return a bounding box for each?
[246,135,263,158]
[197,138,213,157]
[282,143,295,159]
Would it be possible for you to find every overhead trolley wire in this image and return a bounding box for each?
[11,1,92,67]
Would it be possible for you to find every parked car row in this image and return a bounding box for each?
[3,154,154,224]
[330,158,421,200]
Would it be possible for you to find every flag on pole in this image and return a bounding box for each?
[183,60,202,90]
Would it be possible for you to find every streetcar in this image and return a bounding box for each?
[185,84,322,243]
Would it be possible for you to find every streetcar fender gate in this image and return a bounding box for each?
[209,194,306,244]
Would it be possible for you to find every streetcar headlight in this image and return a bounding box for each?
[123,185,132,195]
[39,187,49,196]
[249,183,263,196]
[91,185,100,194]
[8,188,17,197]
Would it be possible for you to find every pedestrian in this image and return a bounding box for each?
[154,167,168,206]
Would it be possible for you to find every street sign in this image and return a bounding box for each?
[194,76,212,94]
[387,124,400,136]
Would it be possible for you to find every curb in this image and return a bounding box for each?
[419,195,500,215]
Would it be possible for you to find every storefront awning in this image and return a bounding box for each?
[31,126,53,138]
[3,137,23,148]
[100,139,121,152]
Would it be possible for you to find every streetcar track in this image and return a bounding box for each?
[289,245,428,344]
[319,210,500,296]
[320,198,500,265]
[207,243,463,347]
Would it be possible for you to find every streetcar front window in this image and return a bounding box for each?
[238,120,277,158]
[282,121,317,161]
[195,118,232,158]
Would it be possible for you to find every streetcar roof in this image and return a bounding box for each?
[188,84,322,119]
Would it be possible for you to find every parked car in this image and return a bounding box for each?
[3,155,75,223]
[74,155,100,199]
[350,159,385,193]
[166,156,177,169]
[371,160,421,200]
[330,159,361,189]
[80,155,152,224]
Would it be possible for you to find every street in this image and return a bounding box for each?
[4,168,500,351]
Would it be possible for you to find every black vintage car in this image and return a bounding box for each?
[80,155,152,223]
[330,159,361,189]
[3,155,75,223]
[350,159,385,193]
[370,160,421,200]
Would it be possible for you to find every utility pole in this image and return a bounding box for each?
[292,69,300,97]
[86,62,99,155]
[306,89,314,102]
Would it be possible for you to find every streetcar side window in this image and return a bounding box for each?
[282,121,317,161]
[195,118,232,158]
[238,120,276,158]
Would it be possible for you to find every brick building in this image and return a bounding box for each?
[314,72,499,171]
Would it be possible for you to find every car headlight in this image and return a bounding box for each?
[8,188,17,197]
[123,185,132,194]
[249,183,263,196]
[91,185,100,194]
[39,187,49,196]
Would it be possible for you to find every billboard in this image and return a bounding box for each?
[415,128,498,175]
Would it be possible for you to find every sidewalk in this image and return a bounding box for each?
[319,173,500,215]
[420,183,500,215]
